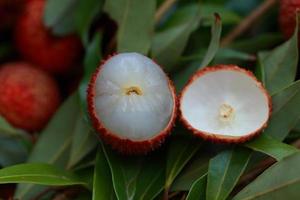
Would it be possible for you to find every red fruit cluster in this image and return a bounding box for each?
[14,0,82,75]
[0,63,60,132]
[279,0,300,38]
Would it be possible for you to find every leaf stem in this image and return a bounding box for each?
[221,0,278,46]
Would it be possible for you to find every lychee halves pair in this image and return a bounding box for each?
[87,53,271,154]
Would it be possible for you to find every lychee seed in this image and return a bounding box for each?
[180,65,271,143]
[87,52,177,154]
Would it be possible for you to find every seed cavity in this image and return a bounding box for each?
[124,86,143,96]
[219,103,235,122]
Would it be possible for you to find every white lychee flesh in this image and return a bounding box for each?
[92,53,175,141]
[180,66,270,139]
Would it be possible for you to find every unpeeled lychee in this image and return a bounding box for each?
[14,0,82,75]
[279,0,300,39]
[180,65,271,143]
[0,62,61,132]
[87,53,177,154]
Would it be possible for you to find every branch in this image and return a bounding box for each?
[221,0,278,46]
[155,0,177,24]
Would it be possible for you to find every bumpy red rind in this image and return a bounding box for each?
[179,65,272,144]
[87,54,177,155]
[279,0,300,39]
[0,62,61,132]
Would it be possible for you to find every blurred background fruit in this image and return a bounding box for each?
[0,62,60,132]
[14,0,82,75]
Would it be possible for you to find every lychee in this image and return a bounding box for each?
[0,62,61,132]
[180,65,271,143]
[14,0,82,75]
[279,0,300,39]
[87,53,177,154]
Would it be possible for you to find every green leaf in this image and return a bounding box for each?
[44,0,79,35]
[206,147,251,200]
[200,4,241,26]
[258,25,298,95]
[265,80,300,140]
[165,136,201,192]
[15,94,80,199]
[199,13,222,68]
[0,136,29,167]
[74,0,104,46]
[0,163,87,186]
[104,0,155,54]
[173,14,222,91]
[93,148,116,200]
[171,152,210,191]
[245,134,299,161]
[186,175,207,200]
[67,114,97,169]
[212,48,255,64]
[229,33,282,54]
[102,143,165,200]
[256,51,268,83]
[152,4,200,71]
[233,152,300,200]
[79,33,102,114]
[0,116,26,138]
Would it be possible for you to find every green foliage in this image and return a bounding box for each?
[1,0,300,199]
[0,163,88,186]
[245,134,299,161]
[233,152,300,200]
[165,136,201,192]
[104,0,155,54]
[44,0,103,39]
[258,26,298,95]
[207,148,251,200]
[173,14,222,91]
[79,32,102,115]
[92,148,116,200]
[152,4,201,71]
[102,143,165,200]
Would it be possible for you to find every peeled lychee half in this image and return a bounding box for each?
[0,62,60,132]
[180,65,271,143]
[87,53,177,154]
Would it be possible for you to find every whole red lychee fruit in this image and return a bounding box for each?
[0,62,61,132]
[0,0,24,31]
[14,0,82,75]
[279,0,300,39]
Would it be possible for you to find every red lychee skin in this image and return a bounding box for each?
[0,62,61,132]
[279,0,300,39]
[179,65,272,144]
[87,55,178,155]
[14,0,82,75]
